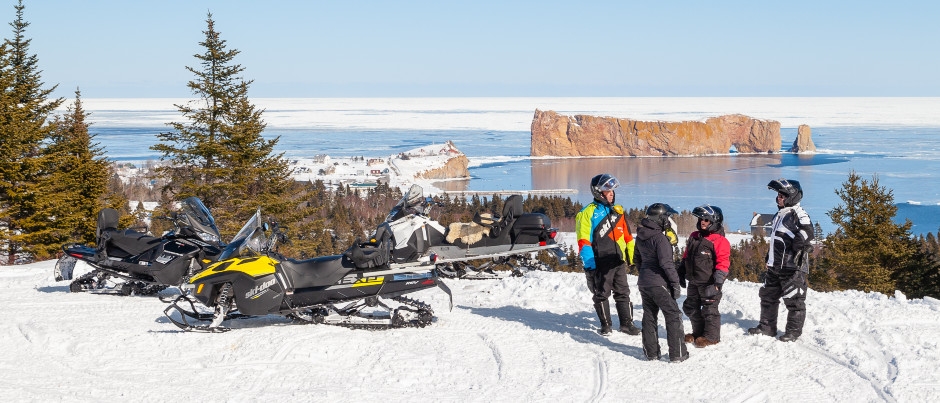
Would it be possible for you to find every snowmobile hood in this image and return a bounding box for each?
[191,255,279,283]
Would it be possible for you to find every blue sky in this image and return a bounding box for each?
[18,0,940,98]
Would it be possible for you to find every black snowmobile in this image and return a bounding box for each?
[164,207,452,332]
[384,184,568,279]
[54,197,225,296]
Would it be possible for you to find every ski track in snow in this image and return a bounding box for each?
[2,262,940,402]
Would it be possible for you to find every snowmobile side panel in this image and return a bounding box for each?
[232,273,284,315]
[277,254,353,290]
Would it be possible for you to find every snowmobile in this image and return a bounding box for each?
[384,184,568,280]
[54,197,225,296]
[163,207,452,332]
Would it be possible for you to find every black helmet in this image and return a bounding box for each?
[646,202,678,230]
[590,174,620,206]
[768,178,803,207]
[692,204,724,233]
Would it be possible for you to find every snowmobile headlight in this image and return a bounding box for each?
[197,231,220,243]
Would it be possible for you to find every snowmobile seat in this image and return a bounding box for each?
[279,254,351,290]
[96,208,120,238]
[96,208,161,257]
[489,195,522,238]
[344,222,393,269]
[108,229,162,257]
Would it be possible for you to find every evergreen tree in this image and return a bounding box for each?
[0,1,63,263]
[819,171,920,294]
[28,89,114,257]
[151,13,299,236]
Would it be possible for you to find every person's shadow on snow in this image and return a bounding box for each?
[464,305,647,360]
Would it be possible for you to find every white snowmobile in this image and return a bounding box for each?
[383,184,568,280]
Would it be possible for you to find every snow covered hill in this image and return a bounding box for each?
[3,260,939,402]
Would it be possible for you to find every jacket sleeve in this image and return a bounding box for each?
[575,205,595,270]
[789,207,814,251]
[658,235,680,285]
[714,235,731,274]
[622,215,635,265]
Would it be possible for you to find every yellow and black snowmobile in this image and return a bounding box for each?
[164,208,451,332]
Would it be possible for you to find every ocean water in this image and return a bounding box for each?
[81,98,940,236]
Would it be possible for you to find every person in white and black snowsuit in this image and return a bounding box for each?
[748,178,815,342]
[680,204,731,348]
[635,203,688,362]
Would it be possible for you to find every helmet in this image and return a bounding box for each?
[768,178,803,207]
[590,174,620,205]
[692,204,724,233]
[645,202,678,230]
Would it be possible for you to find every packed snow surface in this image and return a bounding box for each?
[3,258,939,402]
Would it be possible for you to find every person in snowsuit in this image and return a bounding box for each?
[635,203,688,362]
[575,174,640,336]
[681,204,731,348]
[748,178,815,342]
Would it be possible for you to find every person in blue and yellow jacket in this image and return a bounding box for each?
[576,174,640,336]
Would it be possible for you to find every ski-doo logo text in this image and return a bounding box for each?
[245,278,276,300]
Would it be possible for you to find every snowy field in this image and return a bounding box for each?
[3,257,939,402]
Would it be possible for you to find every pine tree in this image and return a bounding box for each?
[0,1,63,263]
[151,13,299,236]
[26,89,114,258]
[819,171,920,294]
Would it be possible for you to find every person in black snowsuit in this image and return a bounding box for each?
[635,203,688,362]
[681,204,731,348]
[748,178,815,342]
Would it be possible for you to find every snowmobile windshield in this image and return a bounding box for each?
[179,197,222,244]
[386,184,424,222]
[218,208,262,260]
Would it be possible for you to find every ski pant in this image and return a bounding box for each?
[757,268,807,336]
[590,263,632,305]
[640,286,687,360]
[682,284,723,342]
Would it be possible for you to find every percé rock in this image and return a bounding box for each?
[530,110,782,157]
[789,124,816,153]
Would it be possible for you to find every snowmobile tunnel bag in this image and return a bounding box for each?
[511,213,551,242]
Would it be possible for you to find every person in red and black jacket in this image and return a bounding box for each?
[680,204,731,348]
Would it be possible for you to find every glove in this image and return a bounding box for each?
[795,246,812,269]
[664,227,678,246]
[703,284,720,300]
[781,270,806,299]
[677,260,687,288]
[711,270,727,286]
[670,283,681,299]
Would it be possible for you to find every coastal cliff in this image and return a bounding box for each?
[530,110,782,157]
[419,154,470,180]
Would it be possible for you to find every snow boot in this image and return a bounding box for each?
[669,351,689,363]
[594,300,612,336]
[693,336,719,348]
[684,333,696,343]
[747,326,776,337]
[615,301,640,335]
[778,332,800,342]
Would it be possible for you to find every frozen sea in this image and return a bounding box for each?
[78,97,940,236]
